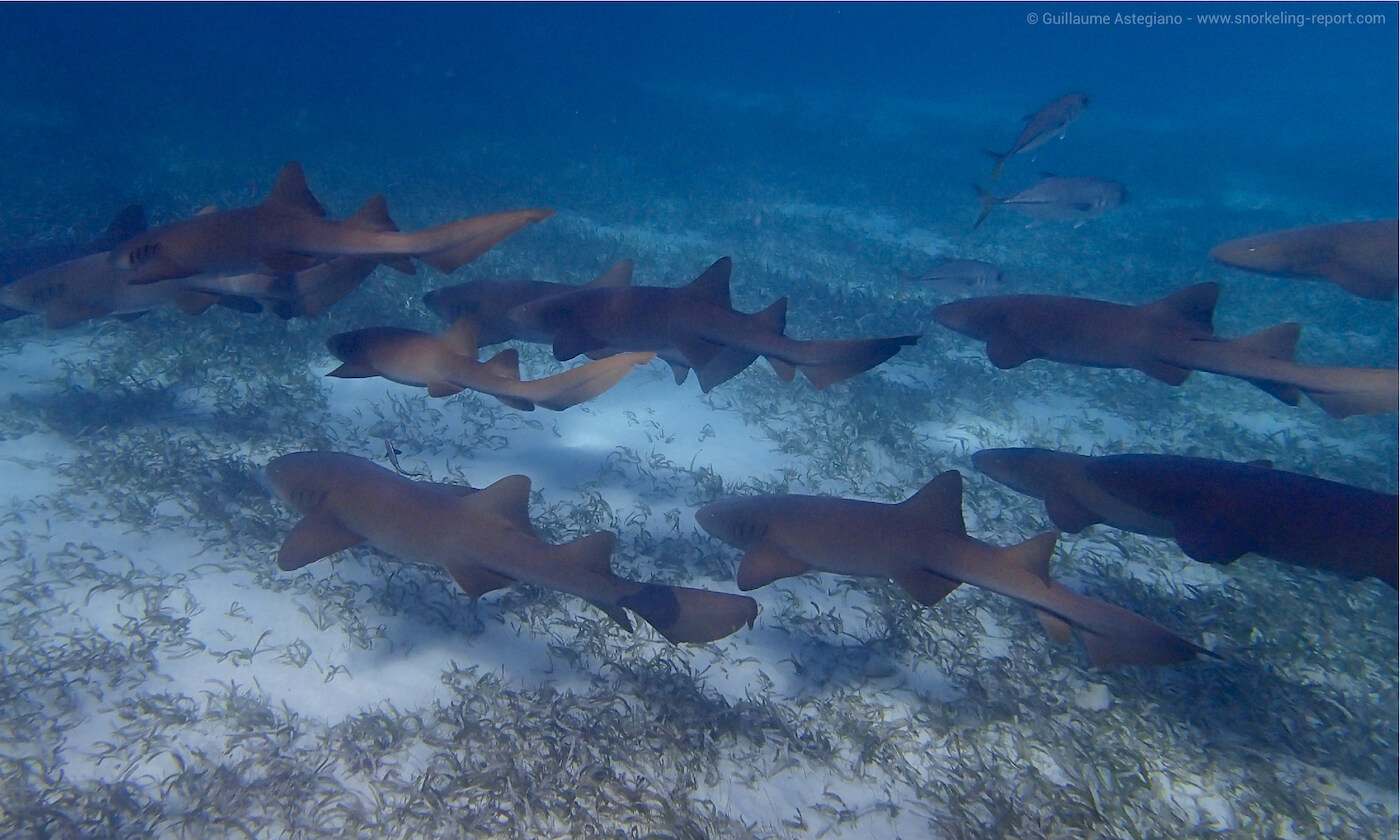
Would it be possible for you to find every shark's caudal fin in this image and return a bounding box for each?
[510,352,655,411]
[617,583,759,644]
[418,209,555,274]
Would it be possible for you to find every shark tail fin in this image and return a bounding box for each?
[973,185,1000,228]
[1300,383,1398,420]
[795,335,920,389]
[513,352,653,411]
[1078,610,1218,669]
[419,209,555,274]
[617,583,759,644]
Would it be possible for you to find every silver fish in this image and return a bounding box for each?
[974,176,1126,229]
[985,93,1089,179]
[902,258,1006,297]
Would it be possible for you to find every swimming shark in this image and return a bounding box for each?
[509,257,920,391]
[325,317,655,410]
[110,162,553,285]
[423,259,636,346]
[1209,219,1399,301]
[266,451,759,644]
[0,251,375,328]
[0,204,146,321]
[1086,454,1395,587]
[984,93,1090,180]
[932,282,1397,417]
[696,471,1212,667]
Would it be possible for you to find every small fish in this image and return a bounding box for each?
[985,93,1090,179]
[899,258,1005,298]
[974,175,1125,229]
[382,438,426,478]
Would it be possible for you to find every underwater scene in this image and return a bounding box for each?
[0,3,1396,838]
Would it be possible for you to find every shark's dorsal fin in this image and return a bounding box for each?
[344,195,400,232]
[750,297,787,336]
[470,474,534,532]
[899,471,966,534]
[481,348,522,381]
[278,510,365,571]
[589,259,634,288]
[98,204,147,248]
[554,531,617,577]
[1002,533,1058,586]
[1147,282,1218,332]
[445,563,515,598]
[681,257,734,308]
[1230,322,1300,362]
[263,161,327,218]
[442,317,481,358]
[736,542,810,590]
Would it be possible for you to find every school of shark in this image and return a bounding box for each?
[0,86,1396,839]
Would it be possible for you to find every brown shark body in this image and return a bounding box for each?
[266,452,758,644]
[509,257,919,391]
[110,162,553,285]
[0,251,375,328]
[1209,219,1399,301]
[325,318,654,411]
[1083,454,1396,587]
[696,471,1211,667]
[985,93,1090,180]
[932,282,1397,418]
[0,204,146,322]
[423,259,635,346]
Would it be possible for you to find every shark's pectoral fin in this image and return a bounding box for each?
[1044,493,1103,533]
[278,511,364,571]
[984,335,1040,369]
[445,563,515,598]
[553,325,606,361]
[1174,520,1251,566]
[469,475,538,534]
[892,569,961,607]
[1137,358,1193,386]
[427,381,465,398]
[1037,610,1073,644]
[735,542,810,590]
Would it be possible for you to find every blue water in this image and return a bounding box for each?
[0,4,1396,839]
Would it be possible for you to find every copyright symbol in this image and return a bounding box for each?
[1027,12,1038,23]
